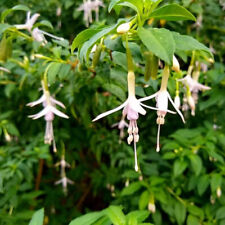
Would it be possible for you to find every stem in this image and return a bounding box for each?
[187,51,196,75]
[35,159,44,190]
[160,65,170,91]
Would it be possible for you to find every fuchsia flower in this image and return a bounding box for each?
[15,11,40,32]
[139,89,185,152]
[27,83,69,151]
[55,177,74,189]
[179,74,211,93]
[93,94,159,171]
[111,116,128,140]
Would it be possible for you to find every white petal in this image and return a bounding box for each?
[66,178,74,185]
[55,179,62,185]
[26,95,46,107]
[140,103,176,114]
[29,13,40,27]
[128,97,146,115]
[28,106,51,119]
[92,100,128,122]
[167,92,185,123]
[15,24,28,30]
[50,97,66,108]
[139,92,158,102]
[50,106,69,119]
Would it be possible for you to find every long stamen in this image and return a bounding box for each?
[156,124,161,152]
[39,30,64,41]
[134,141,138,172]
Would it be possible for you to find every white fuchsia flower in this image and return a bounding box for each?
[139,89,185,152]
[78,0,104,27]
[55,155,71,168]
[55,176,74,189]
[179,74,211,93]
[15,11,40,32]
[93,73,159,171]
[111,116,128,140]
[32,28,47,44]
[27,81,69,151]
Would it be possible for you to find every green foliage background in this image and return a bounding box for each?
[0,0,225,225]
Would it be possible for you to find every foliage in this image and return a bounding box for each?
[0,0,224,225]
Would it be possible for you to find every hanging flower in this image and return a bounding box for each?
[27,81,69,151]
[55,176,74,189]
[111,116,128,140]
[15,11,40,32]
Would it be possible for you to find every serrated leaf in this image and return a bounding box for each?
[139,191,149,210]
[69,211,105,225]
[174,202,186,225]
[197,175,209,196]
[28,208,44,225]
[216,206,225,220]
[106,206,126,225]
[173,158,188,177]
[121,182,142,196]
[47,62,62,84]
[150,4,196,21]
[103,83,126,101]
[71,29,101,52]
[138,27,175,65]
[172,32,212,57]
[188,154,202,176]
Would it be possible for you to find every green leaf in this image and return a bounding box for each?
[210,173,222,192]
[188,154,202,176]
[216,206,225,220]
[37,20,53,30]
[187,215,200,225]
[127,211,150,223]
[79,24,118,62]
[106,206,126,225]
[172,32,212,57]
[150,4,196,21]
[139,191,149,210]
[29,208,44,225]
[103,83,126,101]
[118,0,143,14]
[138,27,175,65]
[47,62,62,84]
[174,202,186,225]
[69,211,105,225]
[0,24,12,34]
[187,205,204,220]
[71,29,101,52]
[112,51,127,70]
[12,5,29,11]
[197,175,209,196]
[121,182,142,196]
[173,158,188,177]
[108,0,121,12]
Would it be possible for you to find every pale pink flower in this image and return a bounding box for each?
[93,95,159,171]
[27,86,68,151]
[55,176,74,189]
[179,74,211,93]
[111,117,128,140]
[139,90,185,152]
[15,11,40,32]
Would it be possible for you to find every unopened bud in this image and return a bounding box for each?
[148,202,156,213]
[125,179,129,187]
[217,187,222,198]
[172,55,180,72]
[117,22,130,34]
[187,95,195,116]
[174,95,181,109]
[156,116,165,125]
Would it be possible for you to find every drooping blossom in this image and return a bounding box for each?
[179,74,211,93]
[27,81,69,152]
[15,11,40,32]
[55,155,71,169]
[55,176,74,190]
[139,89,185,152]
[111,116,128,141]
[78,0,104,27]
[93,72,161,171]
[15,11,64,44]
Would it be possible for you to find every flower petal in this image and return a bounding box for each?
[26,94,46,107]
[140,103,176,114]
[28,106,51,119]
[167,92,185,123]
[139,92,158,102]
[50,96,66,108]
[92,100,128,122]
[50,106,69,119]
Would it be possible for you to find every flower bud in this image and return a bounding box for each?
[187,95,195,116]
[127,135,133,144]
[144,52,159,81]
[92,44,102,69]
[117,22,130,34]
[174,95,181,109]
[148,202,156,213]
[134,134,139,143]
[217,187,222,198]
[172,55,180,72]
[0,36,12,62]
[156,116,165,125]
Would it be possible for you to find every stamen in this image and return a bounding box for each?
[156,123,161,152]
[134,141,138,172]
